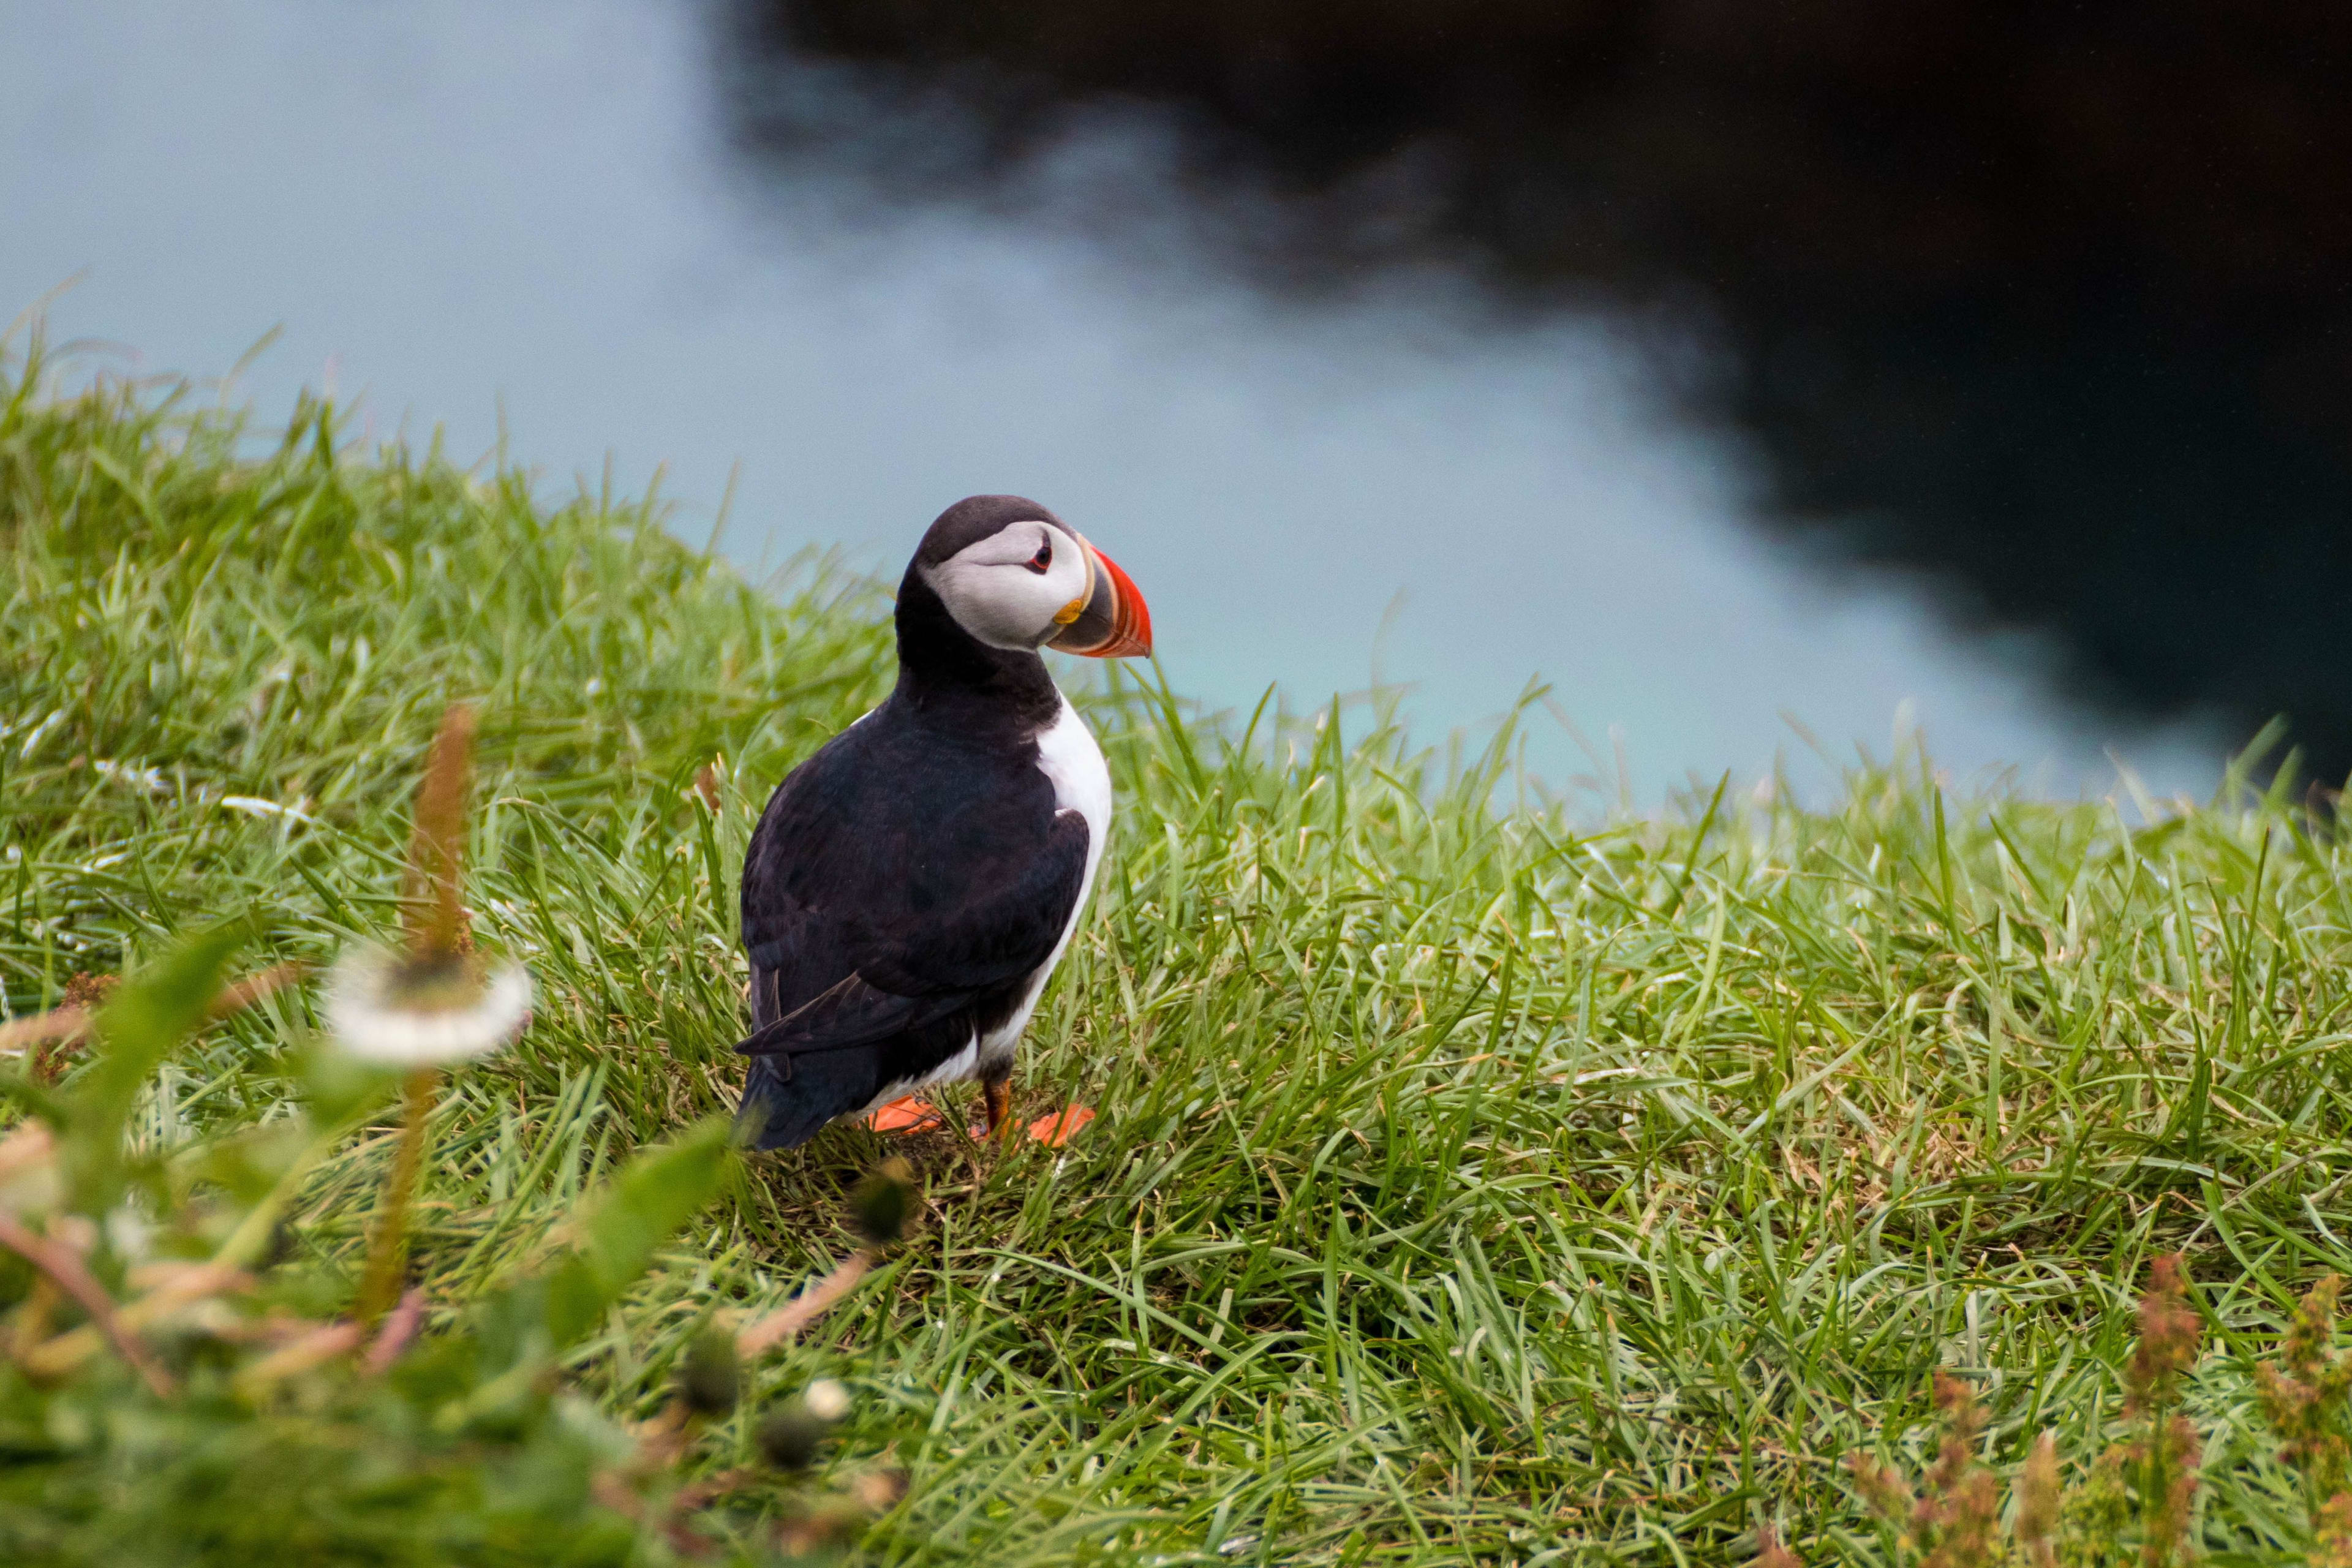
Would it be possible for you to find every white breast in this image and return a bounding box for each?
[1033,693,1112,893]
[974,690,1110,1069]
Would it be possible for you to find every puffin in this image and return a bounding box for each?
[733,496,1152,1151]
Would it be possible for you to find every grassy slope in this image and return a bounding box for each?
[5,356,2351,1565]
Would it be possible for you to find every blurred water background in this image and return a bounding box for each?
[12,0,2339,804]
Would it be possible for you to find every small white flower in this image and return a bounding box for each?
[325,944,532,1067]
[802,1378,851,1422]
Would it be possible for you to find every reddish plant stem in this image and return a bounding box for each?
[736,1250,876,1358]
[0,1211,173,1398]
[364,1286,428,1375]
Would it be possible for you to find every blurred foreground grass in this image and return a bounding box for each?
[6,345,2352,1564]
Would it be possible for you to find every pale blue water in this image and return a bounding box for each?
[1,0,2226,803]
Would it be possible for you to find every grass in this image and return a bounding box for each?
[6,339,2352,1565]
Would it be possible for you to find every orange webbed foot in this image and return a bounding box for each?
[865,1096,943,1134]
[1025,1104,1095,1147]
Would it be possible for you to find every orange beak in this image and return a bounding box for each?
[1047,540,1153,658]
[1087,547,1153,658]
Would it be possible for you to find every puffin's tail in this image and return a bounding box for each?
[733,1036,884,1152]
[734,1055,823,1152]
[736,963,834,1152]
[737,962,942,1150]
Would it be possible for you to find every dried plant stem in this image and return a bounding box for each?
[2315,1494,2352,1566]
[0,962,303,1061]
[2255,1272,2352,1512]
[209,962,306,1017]
[18,1261,257,1382]
[234,1319,368,1396]
[0,1212,174,1398]
[2015,1430,2062,1568]
[736,1250,876,1359]
[364,1286,428,1375]
[2127,1254,2204,1568]
[0,1005,91,1055]
[405,705,477,957]
[356,1068,439,1325]
[8,1276,59,1360]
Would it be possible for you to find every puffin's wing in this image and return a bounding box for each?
[734,971,964,1057]
[738,812,1088,1057]
[854,805,1090,997]
[737,727,1091,1057]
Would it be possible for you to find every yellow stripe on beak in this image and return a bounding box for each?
[1052,544,1096,625]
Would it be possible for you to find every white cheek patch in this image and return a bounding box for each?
[925,522,1094,650]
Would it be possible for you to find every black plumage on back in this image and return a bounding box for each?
[733,500,1094,1150]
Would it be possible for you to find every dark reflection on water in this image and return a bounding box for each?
[0,1,2290,802]
[723,0,2352,785]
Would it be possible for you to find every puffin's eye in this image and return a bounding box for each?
[1023,539,1052,575]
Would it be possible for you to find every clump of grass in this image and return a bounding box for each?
[14,333,2352,1562]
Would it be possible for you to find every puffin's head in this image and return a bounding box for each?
[913,495,1152,658]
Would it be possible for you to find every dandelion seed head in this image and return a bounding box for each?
[326,944,531,1067]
